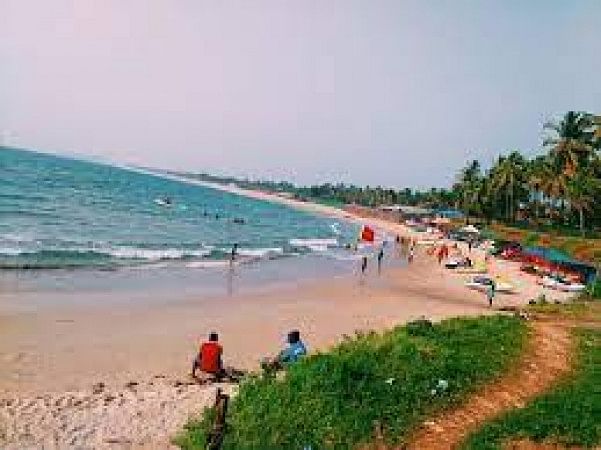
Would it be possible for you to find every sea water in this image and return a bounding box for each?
[0,147,360,271]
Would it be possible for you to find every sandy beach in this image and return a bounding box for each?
[0,191,573,449]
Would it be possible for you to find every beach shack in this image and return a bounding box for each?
[379,205,433,222]
[522,246,597,285]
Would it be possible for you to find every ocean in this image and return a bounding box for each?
[0,147,360,271]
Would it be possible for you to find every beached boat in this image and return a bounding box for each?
[556,282,586,292]
[539,275,586,292]
[456,262,487,274]
[465,276,516,294]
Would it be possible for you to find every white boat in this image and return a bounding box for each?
[465,281,488,292]
[540,276,559,289]
[556,283,586,292]
[495,281,516,293]
[465,277,516,294]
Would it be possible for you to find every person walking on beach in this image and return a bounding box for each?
[361,255,368,275]
[408,247,415,264]
[377,247,384,274]
[436,247,444,265]
[192,332,224,379]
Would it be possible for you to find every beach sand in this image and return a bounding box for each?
[0,192,574,448]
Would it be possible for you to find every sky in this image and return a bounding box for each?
[1,1,600,189]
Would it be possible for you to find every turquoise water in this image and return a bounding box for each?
[0,147,358,270]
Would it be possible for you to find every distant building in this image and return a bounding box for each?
[379,205,433,219]
[435,208,465,219]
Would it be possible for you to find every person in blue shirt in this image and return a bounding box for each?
[278,330,307,364]
[261,330,307,376]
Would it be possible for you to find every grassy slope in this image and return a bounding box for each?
[461,328,601,449]
[177,316,526,450]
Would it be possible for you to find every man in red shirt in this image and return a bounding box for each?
[192,332,224,378]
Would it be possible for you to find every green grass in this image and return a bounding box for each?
[527,300,591,319]
[460,328,601,450]
[587,279,601,300]
[521,232,540,246]
[176,316,526,450]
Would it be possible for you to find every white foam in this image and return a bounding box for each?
[306,245,329,252]
[103,247,212,261]
[0,247,25,256]
[330,223,341,235]
[185,260,231,268]
[289,238,338,248]
[237,247,284,258]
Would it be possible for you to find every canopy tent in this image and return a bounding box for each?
[523,246,597,284]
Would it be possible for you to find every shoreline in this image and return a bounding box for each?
[0,253,494,448]
[0,183,575,449]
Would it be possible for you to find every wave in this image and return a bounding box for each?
[104,247,212,260]
[236,247,283,258]
[289,238,338,248]
[0,244,290,270]
[0,247,26,256]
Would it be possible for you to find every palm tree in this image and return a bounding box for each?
[593,115,601,151]
[544,111,595,177]
[489,151,528,222]
[527,155,553,222]
[564,170,600,236]
[455,160,482,222]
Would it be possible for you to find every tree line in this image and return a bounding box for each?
[184,111,600,236]
[455,111,601,236]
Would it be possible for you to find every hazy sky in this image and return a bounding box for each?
[1,1,600,188]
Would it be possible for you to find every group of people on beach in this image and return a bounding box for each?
[431,239,497,307]
[192,232,499,382]
[191,329,307,380]
[359,235,416,276]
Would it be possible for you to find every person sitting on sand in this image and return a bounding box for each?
[279,330,307,363]
[261,330,307,375]
[192,332,224,378]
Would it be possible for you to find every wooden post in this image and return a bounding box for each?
[206,388,229,450]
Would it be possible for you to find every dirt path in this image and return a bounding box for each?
[403,320,573,450]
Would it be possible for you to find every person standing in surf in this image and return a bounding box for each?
[361,255,368,275]
[230,243,239,266]
[377,247,384,274]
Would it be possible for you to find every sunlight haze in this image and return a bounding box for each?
[1,0,600,188]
